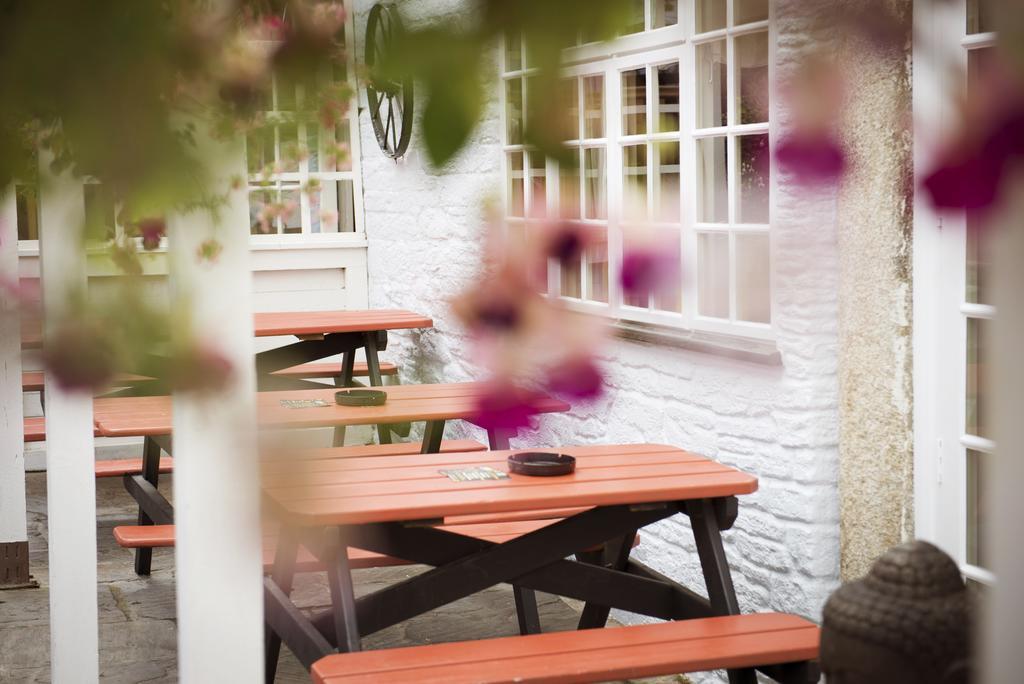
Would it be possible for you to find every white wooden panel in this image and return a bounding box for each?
[168,128,264,683]
[0,188,27,544]
[37,153,99,682]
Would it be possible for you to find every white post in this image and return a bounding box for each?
[37,154,99,681]
[168,124,264,681]
[0,187,31,588]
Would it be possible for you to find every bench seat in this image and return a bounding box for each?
[24,416,101,442]
[22,362,398,393]
[311,613,820,684]
[95,458,175,478]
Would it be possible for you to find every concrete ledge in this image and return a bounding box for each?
[613,320,783,366]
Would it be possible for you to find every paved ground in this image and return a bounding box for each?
[0,468,688,683]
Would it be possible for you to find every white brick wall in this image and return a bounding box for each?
[354,0,841,671]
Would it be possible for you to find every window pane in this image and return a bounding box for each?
[306,124,319,173]
[586,229,609,303]
[966,317,989,439]
[736,31,769,124]
[735,233,770,323]
[622,68,647,136]
[335,122,353,171]
[696,40,727,128]
[653,230,682,313]
[506,79,524,145]
[336,180,356,233]
[698,232,729,318]
[735,0,769,24]
[967,0,995,34]
[529,151,547,216]
[247,126,274,175]
[655,63,680,132]
[584,148,607,220]
[739,134,770,223]
[563,78,580,141]
[279,123,299,173]
[83,183,116,242]
[623,144,648,218]
[624,0,645,34]
[250,189,274,234]
[696,0,726,32]
[653,0,679,28]
[966,222,990,305]
[967,449,990,568]
[560,252,582,298]
[281,188,301,234]
[583,76,604,139]
[15,184,39,240]
[560,156,581,219]
[697,137,728,223]
[654,142,681,222]
[508,152,525,217]
[505,31,522,71]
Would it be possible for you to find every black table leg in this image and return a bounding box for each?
[688,497,756,684]
[362,332,392,445]
[575,530,638,630]
[331,352,357,447]
[265,533,300,684]
[134,436,162,576]
[420,420,446,454]
[324,530,362,654]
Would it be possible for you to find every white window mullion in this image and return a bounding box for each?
[607,63,624,317]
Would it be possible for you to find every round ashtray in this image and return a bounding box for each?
[507,452,576,477]
[335,389,387,406]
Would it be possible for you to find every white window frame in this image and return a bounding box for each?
[913,0,996,586]
[499,0,775,341]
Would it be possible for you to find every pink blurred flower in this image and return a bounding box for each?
[620,246,679,301]
[197,239,223,263]
[470,383,542,433]
[547,356,603,400]
[776,134,846,185]
[169,344,233,394]
[137,218,165,250]
[42,319,117,393]
[545,221,586,265]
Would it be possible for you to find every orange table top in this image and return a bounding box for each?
[263,443,758,526]
[252,309,432,337]
[92,382,570,438]
[22,309,432,349]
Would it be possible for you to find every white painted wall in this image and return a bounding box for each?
[352,0,842,650]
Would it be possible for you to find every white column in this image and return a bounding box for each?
[168,125,264,682]
[37,154,99,681]
[0,188,29,575]
[985,181,1024,680]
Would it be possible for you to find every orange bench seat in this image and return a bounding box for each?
[311,612,820,684]
[24,416,102,442]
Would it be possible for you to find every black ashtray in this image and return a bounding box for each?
[507,452,576,477]
[334,389,387,406]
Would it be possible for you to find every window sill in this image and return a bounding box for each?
[612,319,782,365]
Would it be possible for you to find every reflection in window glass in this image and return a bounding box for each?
[622,236,649,309]
[505,31,522,71]
[966,222,989,305]
[698,232,730,318]
[697,137,728,223]
[653,230,682,313]
[656,63,681,132]
[967,0,995,34]
[584,148,606,219]
[739,134,770,224]
[622,68,647,136]
[623,144,648,218]
[247,126,274,175]
[335,122,352,171]
[282,188,302,233]
[506,79,524,145]
[529,151,547,215]
[16,184,40,240]
[561,250,582,299]
[279,124,300,173]
[696,0,726,32]
[560,158,581,219]
[586,229,609,303]
[508,152,525,217]
[584,76,604,139]
[736,233,770,323]
[735,0,770,25]
[967,449,990,568]
[966,316,989,439]
[306,124,320,173]
[655,142,681,222]
[336,180,356,233]
[696,40,727,128]
[563,78,579,141]
[250,189,273,234]
[736,31,770,124]
[653,0,679,28]
[624,0,646,34]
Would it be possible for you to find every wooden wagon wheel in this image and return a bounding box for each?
[365,3,413,159]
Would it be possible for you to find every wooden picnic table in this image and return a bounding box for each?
[92,382,570,574]
[261,443,762,681]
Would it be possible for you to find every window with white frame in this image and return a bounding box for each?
[501,0,772,337]
[914,0,995,587]
[246,8,363,239]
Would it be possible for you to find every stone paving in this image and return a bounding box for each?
[0,469,688,683]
